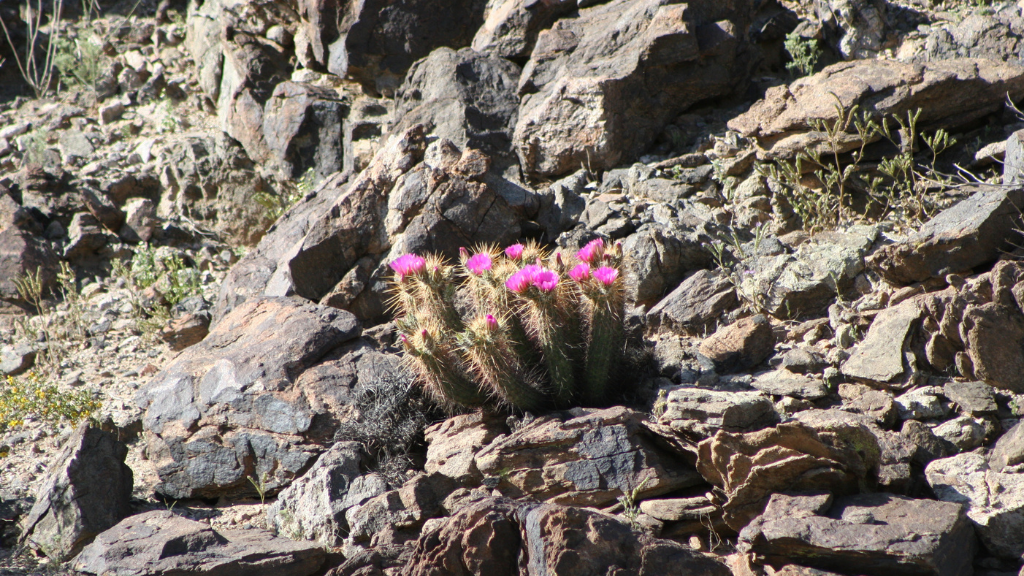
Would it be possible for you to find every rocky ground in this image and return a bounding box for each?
[3,0,1024,574]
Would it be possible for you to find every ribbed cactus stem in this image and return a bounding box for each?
[530,298,577,405]
[460,315,545,411]
[415,259,464,333]
[577,265,624,405]
[403,327,485,408]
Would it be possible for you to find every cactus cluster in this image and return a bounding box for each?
[389,239,626,411]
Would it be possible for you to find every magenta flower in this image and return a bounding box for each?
[390,254,426,280]
[569,263,590,282]
[577,238,605,263]
[504,244,525,259]
[593,266,619,286]
[505,265,543,293]
[533,269,559,292]
[466,253,493,275]
[485,314,498,330]
[399,334,408,345]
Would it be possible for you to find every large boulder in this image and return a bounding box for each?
[739,492,976,576]
[471,0,579,60]
[213,125,522,324]
[513,0,759,177]
[0,227,59,305]
[136,296,371,499]
[475,407,704,507]
[262,81,349,181]
[19,424,133,562]
[696,410,881,531]
[867,185,1024,285]
[75,510,325,576]
[729,59,1024,160]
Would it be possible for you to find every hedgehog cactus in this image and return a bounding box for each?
[390,239,627,411]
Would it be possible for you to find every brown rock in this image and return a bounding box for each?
[0,228,59,303]
[729,58,1024,161]
[261,81,347,181]
[698,314,775,372]
[158,312,211,351]
[79,187,125,232]
[475,407,703,507]
[658,386,779,437]
[739,492,976,576]
[961,302,1024,392]
[868,185,1024,285]
[697,410,881,531]
[639,496,717,522]
[424,412,509,487]
[471,0,578,59]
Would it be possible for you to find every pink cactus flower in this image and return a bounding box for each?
[504,244,525,259]
[466,253,493,275]
[505,265,542,293]
[533,269,559,292]
[399,334,408,345]
[459,247,469,259]
[569,263,591,282]
[576,238,605,263]
[593,266,619,286]
[390,254,426,280]
[486,314,498,330]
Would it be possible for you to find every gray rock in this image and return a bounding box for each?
[1006,129,1024,185]
[638,496,717,522]
[868,185,1024,285]
[646,269,738,335]
[268,442,381,546]
[962,303,1024,393]
[658,386,779,436]
[740,492,976,576]
[842,301,922,386]
[262,81,348,182]
[476,407,704,507]
[817,0,887,59]
[0,343,36,376]
[841,386,897,428]
[751,370,829,400]
[0,228,59,305]
[424,412,509,487]
[74,510,325,576]
[932,416,987,451]
[927,452,1024,560]
[698,315,775,372]
[514,0,759,177]
[136,297,365,499]
[57,130,95,161]
[20,424,133,562]
[471,0,579,60]
[944,380,998,416]
[990,420,1024,473]
[895,387,950,421]
[64,213,109,261]
[119,198,157,244]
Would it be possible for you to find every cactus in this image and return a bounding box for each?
[388,239,628,411]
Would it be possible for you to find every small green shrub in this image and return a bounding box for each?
[53,34,105,89]
[0,372,100,432]
[784,32,821,78]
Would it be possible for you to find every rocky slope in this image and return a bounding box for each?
[3,0,1024,575]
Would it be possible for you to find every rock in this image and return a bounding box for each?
[697,410,881,530]
[471,0,578,60]
[900,420,953,468]
[156,134,275,246]
[136,297,365,499]
[58,130,95,162]
[621,224,716,307]
[730,59,1024,161]
[0,227,59,304]
[944,380,998,416]
[345,473,448,547]
[157,312,211,351]
[262,81,348,181]
[324,0,487,95]
[739,492,976,576]
[895,387,949,421]
[424,412,509,487]
[391,47,522,170]
[916,11,1024,66]
[536,170,587,242]
[739,227,875,318]
[406,496,732,576]
[475,407,704,507]
[64,212,109,261]
[698,315,775,372]
[514,0,758,177]
[213,125,521,324]
[658,386,779,436]
[961,302,1024,393]
[817,0,888,59]
[779,347,827,374]
[932,416,987,451]
[840,385,897,427]
[646,269,738,335]
[927,452,1024,560]
[0,343,36,376]
[639,495,717,522]
[19,424,133,562]
[1006,129,1024,185]
[751,370,829,400]
[74,510,325,576]
[842,301,922,386]
[267,442,383,546]
[989,420,1024,473]
[98,101,124,124]
[119,198,157,243]
[868,185,1024,285]
[79,187,125,232]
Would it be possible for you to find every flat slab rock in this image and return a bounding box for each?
[646,269,737,334]
[842,301,922,385]
[658,386,779,436]
[868,184,1024,285]
[74,510,325,576]
[740,492,976,576]
[475,406,703,507]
